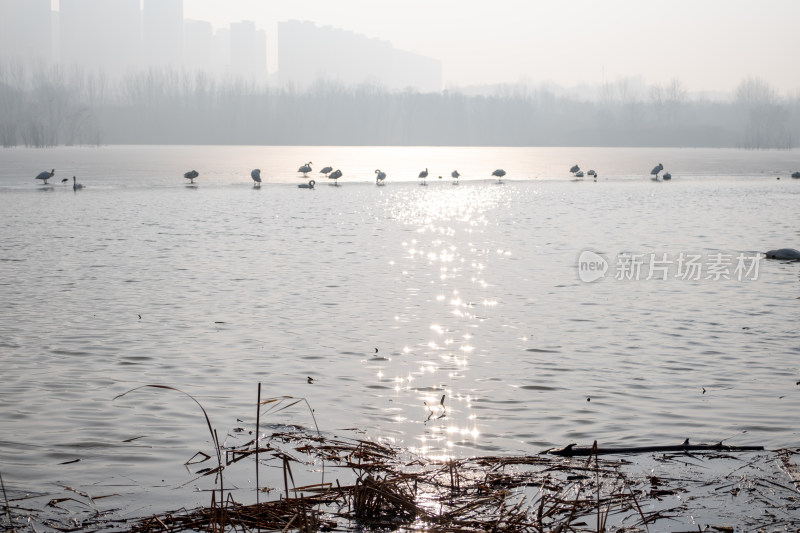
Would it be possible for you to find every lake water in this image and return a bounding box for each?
[1,145,799,518]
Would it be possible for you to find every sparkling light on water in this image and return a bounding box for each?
[0,145,798,515]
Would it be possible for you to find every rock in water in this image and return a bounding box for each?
[764,248,800,261]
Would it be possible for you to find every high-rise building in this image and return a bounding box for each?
[0,0,53,64]
[143,0,183,68]
[183,19,214,72]
[278,20,441,92]
[230,20,267,80]
[60,0,141,75]
[213,27,231,76]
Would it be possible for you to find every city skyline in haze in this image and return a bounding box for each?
[179,0,800,95]
[3,0,442,91]
[6,1,800,96]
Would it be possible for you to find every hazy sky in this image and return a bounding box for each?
[182,0,800,94]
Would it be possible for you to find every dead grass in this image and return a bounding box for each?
[2,383,799,533]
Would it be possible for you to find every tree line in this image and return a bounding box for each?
[1,61,796,149]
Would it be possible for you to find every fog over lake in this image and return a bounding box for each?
[2,1,799,149]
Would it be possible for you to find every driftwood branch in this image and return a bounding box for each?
[545,439,765,457]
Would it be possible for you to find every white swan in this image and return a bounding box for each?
[298,161,313,176]
[251,169,262,186]
[375,169,386,185]
[328,169,342,186]
[418,167,428,185]
[36,169,55,184]
[298,179,316,189]
[72,176,83,190]
[184,170,199,184]
[492,169,506,183]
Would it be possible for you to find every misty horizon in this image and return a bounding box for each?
[1,61,796,149]
[3,1,800,97]
[1,1,798,148]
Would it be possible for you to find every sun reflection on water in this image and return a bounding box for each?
[375,185,512,458]
[387,186,504,226]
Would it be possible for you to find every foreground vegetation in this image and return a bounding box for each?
[2,384,799,532]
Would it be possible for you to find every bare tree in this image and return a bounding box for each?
[664,78,687,123]
[734,77,790,148]
[735,76,777,107]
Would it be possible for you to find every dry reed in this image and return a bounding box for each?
[2,383,798,533]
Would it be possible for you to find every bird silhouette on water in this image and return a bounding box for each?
[424,395,447,421]
[298,161,313,176]
[36,169,55,184]
[650,163,663,180]
[184,170,199,184]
